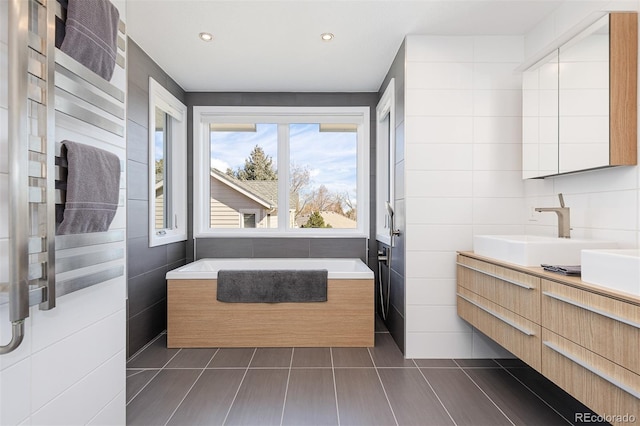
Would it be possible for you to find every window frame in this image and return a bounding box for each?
[376,78,396,246]
[148,77,188,247]
[193,106,370,238]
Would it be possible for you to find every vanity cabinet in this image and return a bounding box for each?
[522,12,637,179]
[457,252,640,425]
[457,255,542,370]
[541,279,640,422]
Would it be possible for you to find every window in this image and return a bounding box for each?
[193,106,370,237]
[376,79,395,245]
[148,78,187,247]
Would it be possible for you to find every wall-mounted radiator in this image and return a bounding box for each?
[1,0,127,355]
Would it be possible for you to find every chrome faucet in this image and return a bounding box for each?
[535,193,571,238]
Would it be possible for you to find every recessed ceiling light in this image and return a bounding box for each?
[199,32,214,42]
[320,33,334,41]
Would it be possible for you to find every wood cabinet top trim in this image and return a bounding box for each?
[458,251,640,306]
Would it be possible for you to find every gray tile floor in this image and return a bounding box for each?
[126,318,604,426]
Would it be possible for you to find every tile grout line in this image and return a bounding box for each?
[497,363,574,425]
[367,347,399,426]
[126,347,183,406]
[330,348,341,426]
[279,348,295,426]
[126,332,165,364]
[126,369,152,378]
[163,349,220,426]
[452,359,516,426]
[221,348,257,426]
[413,359,458,426]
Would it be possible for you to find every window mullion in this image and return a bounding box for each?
[277,123,289,231]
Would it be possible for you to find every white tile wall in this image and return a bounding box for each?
[473,198,525,225]
[406,306,471,333]
[31,350,124,425]
[406,197,472,225]
[473,63,522,90]
[473,143,521,171]
[405,171,473,198]
[473,89,522,117]
[405,278,457,306]
[406,89,473,117]
[405,332,472,359]
[87,390,126,426]
[473,116,522,144]
[30,277,126,352]
[406,251,458,279]
[31,308,125,412]
[406,225,473,252]
[0,358,31,425]
[472,171,525,198]
[406,116,473,144]
[406,62,473,89]
[404,35,525,358]
[405,144,473,171]
[0,2,127,423]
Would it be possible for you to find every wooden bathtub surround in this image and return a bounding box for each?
[168,278,374,348]
[457,252,640,426]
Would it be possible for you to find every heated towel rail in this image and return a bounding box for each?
[1,0,127,355]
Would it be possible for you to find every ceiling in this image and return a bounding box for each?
[126,0,568,93]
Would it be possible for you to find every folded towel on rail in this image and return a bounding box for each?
[217,270,328,303]
[57,141,120,235]
[60,0,120,80]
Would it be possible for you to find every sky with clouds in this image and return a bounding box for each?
[209,123,357,202]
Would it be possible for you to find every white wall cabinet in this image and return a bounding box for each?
[522,13,637,179]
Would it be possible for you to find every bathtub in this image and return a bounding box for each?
[166,258,375,348]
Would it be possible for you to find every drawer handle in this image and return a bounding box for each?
[457,262,534,290]
[543,341,640,399]
[543,291,640,329]
[457,293,535,336]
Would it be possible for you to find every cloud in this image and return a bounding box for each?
[209,122,359,202]
[210,158,231,173]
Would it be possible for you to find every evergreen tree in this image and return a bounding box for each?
[301,211,332,228]
[227,145,277,181]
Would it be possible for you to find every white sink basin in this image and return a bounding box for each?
[581,249,640,296]
[473,235,618,267]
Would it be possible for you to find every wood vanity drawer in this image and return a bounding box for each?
[457,286,542,371]
[457,255,540,323]
[541,279,640,373]
[542,329,640,426]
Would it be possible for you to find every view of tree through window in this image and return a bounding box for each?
[208,122,357,229]
[209,124,278,229]
[290,123,357,229]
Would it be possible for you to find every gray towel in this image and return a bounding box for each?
[217,270,328,303]
[541,264,582,276]
[60,0,120,80]
[57,141,120,235]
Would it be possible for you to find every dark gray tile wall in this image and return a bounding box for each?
[377,40,406,353]
[126,39,188,358]
[184,92,378,264]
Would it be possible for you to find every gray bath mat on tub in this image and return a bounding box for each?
[217,270,328,303]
